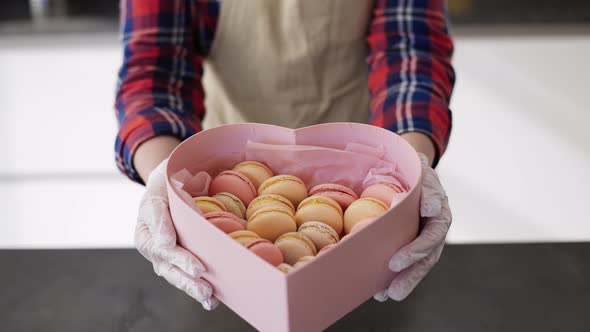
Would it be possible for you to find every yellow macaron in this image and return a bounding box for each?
[193,196,226,214]
[229,230,261,246]
[246,194,295,220]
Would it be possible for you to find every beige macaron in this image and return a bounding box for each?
[274,232,317,265]
[293,255,315,269]
[277,263,294,273]
[213,192,246,219]
[298,221,340,250]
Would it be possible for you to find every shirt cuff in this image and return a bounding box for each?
[379,104,451,168]
[115,108,200,184]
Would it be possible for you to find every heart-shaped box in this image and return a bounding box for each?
[166,123,422,332]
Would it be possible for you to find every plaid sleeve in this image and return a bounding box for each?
[114,0,219,183]
[367,0,456,166]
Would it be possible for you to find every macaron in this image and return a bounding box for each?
[194,196,226,214]
[209,170,257,206]
[204,211,246,234]
[343,198,388,234]
[247,239,284,266]
[277,263,294,273]
[246,194,295,220]
[317,243,337,256]
[274,232,317,265]
[233,161,274,190]
[349,217,376,234]
[298,221,340,250]
[229,230,261,246]
[308,183,358,210]
[247,206,297,242]
[293,255,315,269]
[294,195,344,235]
[213,192,246,219]
[360,182,403,207]
[258,175,308,207]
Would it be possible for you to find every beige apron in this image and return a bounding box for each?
[202,0,374,129]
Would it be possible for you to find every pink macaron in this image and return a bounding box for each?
[308,183,358,210]
[209,170,257,206]
[360,182,403,207]
[204,211,246,234]
[247,239,284,266]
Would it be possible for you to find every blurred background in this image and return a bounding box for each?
[1,0,589,248]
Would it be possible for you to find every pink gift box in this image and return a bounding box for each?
[166,123,422,332]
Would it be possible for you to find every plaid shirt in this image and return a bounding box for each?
[115,0,455,183]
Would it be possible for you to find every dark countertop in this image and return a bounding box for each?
[1,243,589,332]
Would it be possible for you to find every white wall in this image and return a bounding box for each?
[0,32,588,248]
[0,34,143,248]
[440,33,590,243]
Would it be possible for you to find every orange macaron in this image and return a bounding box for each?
[247,205,297,242]
[258,175,308,207]
[343,198,388,234]
[294,195,344,235]
[233,161,274,190]
[360,182,403,207]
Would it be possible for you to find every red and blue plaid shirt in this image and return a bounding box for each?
[115,0,455,183]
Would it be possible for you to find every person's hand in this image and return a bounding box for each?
[374,153,452,301]
[135,159,219,310]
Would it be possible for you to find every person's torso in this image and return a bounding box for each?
[201,0,374,129]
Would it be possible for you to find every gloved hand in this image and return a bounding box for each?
[135,159,219,310]
[374,153,452,301]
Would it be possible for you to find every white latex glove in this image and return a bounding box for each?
[374,153,452,302]
[135,159,219,310]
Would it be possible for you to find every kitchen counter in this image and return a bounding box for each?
[1,243,588,331]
